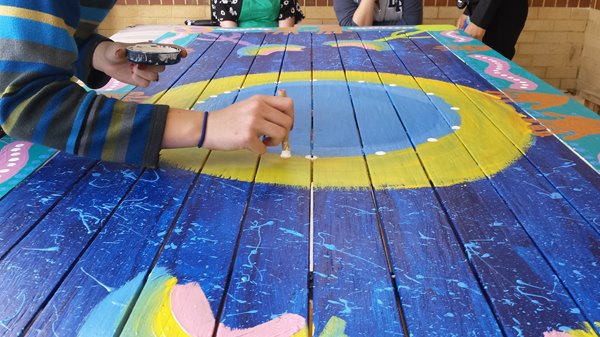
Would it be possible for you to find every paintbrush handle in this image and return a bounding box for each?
[278,89,292,158]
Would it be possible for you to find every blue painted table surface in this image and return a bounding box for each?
[0,25,599,337]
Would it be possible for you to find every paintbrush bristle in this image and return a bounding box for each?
[277,89,291,159]
[280,149,291,158]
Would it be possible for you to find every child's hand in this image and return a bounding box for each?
[92,41,186,87]
[203,95,294,154]
[464,22,486,40]
[456,14,468,29]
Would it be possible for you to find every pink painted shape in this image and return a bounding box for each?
[0,141,31,183]
[196,33,253,46]
[171,283,306,337]
[158,32,189,44]
[217,314,306,337]
[171,283,215,336]
[470,54,538,91]
[174,26,215,34]
[98,78,130,92]
[543,331,572,337]
[441,30,473,43]
[597,152,600,164]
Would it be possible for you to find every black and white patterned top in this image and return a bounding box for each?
[211,0,305,25]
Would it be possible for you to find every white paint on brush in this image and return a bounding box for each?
[280,150,292,159]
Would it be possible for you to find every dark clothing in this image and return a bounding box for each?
[211,0,304,27]
[334,0,423,26]
[465,0,528,59]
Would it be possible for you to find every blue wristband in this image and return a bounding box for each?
[197,111,208,148]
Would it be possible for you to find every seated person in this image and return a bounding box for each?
[211,0,305,28]
[334,0,423,26]
[456,0,528,60]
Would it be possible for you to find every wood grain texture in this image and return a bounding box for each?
[123,33,218,104]
[217,29,310,334]
[415,34,600,235]
[194,33,266,113]
[0,153,95,258]
[311,32,404,336]
[431,30,600,171]
[344,30,504,336]
[275,32,312,158]
[384,32,597,335]
[0,162,141,337]
[120,33,263,335]
[409,34,600,326]
[156,32,243,110]
[25,166,200,337]
[1,27,599,337]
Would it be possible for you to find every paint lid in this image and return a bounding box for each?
[126,43,182,65]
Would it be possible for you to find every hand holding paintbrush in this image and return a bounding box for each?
[278,89,292,159]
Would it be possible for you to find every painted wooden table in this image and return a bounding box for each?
[1,25,600,337]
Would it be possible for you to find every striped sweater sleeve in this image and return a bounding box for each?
[0,1,168,167]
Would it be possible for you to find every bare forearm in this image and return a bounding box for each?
[162,108,205,148]
[160,95,294,154]
[279,17,295,27]
[352,0,375,26]
[220,20,238,28]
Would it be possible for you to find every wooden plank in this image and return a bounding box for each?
[94,31,205,100]
[194,33,266,114]
[0,136,56,200]
[0,162,141,337]
[277,32,312,158]
[117,33,266,336]
[0,32,220,330]
[24,31,264,336]
[413,34,600,235]
[409,33,600,326]
[116,172,255,337]
[0,32,223,331]
[381,32,598,336]
[120,34,219,104]
[155,32,259,173]
[26,165,201,337]
[216,32,312,335]
[0,152,95,258]
[431,30,600,171]
[155,32,245,111]
[346,30,504,336]
[310,32,405,336]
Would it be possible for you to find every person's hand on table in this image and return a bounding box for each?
[464,22,486,40]
[161,95,295,154]
[92,41,188,88]
[203,95,295,154]
[456,14,468,29]
[219,20,238,28]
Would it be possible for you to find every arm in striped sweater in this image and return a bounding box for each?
[0,2,168,167]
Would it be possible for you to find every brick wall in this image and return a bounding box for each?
[99,0,600,94]
[579,8,600,105]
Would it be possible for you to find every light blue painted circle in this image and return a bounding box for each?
[193,81,461,157]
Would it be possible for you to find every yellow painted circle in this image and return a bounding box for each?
[156,71,532,189]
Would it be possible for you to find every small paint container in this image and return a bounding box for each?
[126,43,182,65]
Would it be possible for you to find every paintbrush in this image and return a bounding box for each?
[278,89,291,159]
